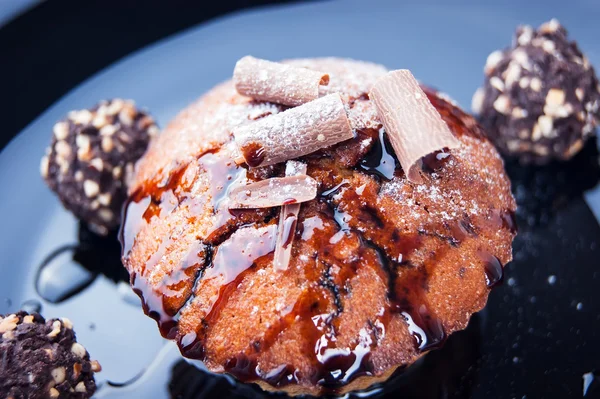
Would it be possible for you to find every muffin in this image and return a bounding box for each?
[121,58,516,396]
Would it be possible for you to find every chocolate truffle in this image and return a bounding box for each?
[0,312,101,398]
[472,19,600,163]
[41,99,158,235]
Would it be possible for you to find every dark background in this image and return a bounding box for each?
[0,0,299,151]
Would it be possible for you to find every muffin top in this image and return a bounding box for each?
[121,58,516,396]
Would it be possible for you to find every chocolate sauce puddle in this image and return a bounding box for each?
[358,128,397,181]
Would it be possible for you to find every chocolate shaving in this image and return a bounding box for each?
[233,93,354,168]
[273,161,306,271]
[370,70,460,183]
[228,174,317,209]
[234,56,329,106]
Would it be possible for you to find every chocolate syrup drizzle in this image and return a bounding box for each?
[119,88,516,394]
[358,128,396,180]
[240,142,266,168]
[121,150,250,341]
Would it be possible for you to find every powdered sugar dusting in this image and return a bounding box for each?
[133,59,389,187]
[286,58,387,99]
[247,102,284,121]
[379,134,512,228]
[233,94,353,167]
[348,99,382,131]
[234,56,329,106]
[228,175,317,209]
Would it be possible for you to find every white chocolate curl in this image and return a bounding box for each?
[233,93,354,168]
[228,175,317,209]
[234,56,329,106]
[370,70,460,183]
[273,161,307,271]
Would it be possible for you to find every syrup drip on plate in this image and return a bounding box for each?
[35,223,127,304]
[35,245,96,303]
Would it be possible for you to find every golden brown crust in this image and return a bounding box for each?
[123,58,516,396]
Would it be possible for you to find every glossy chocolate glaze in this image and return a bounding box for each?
[119,87,516,393]
[240,142,266,168]
[169,313,484,399]
[358,128,396,180]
